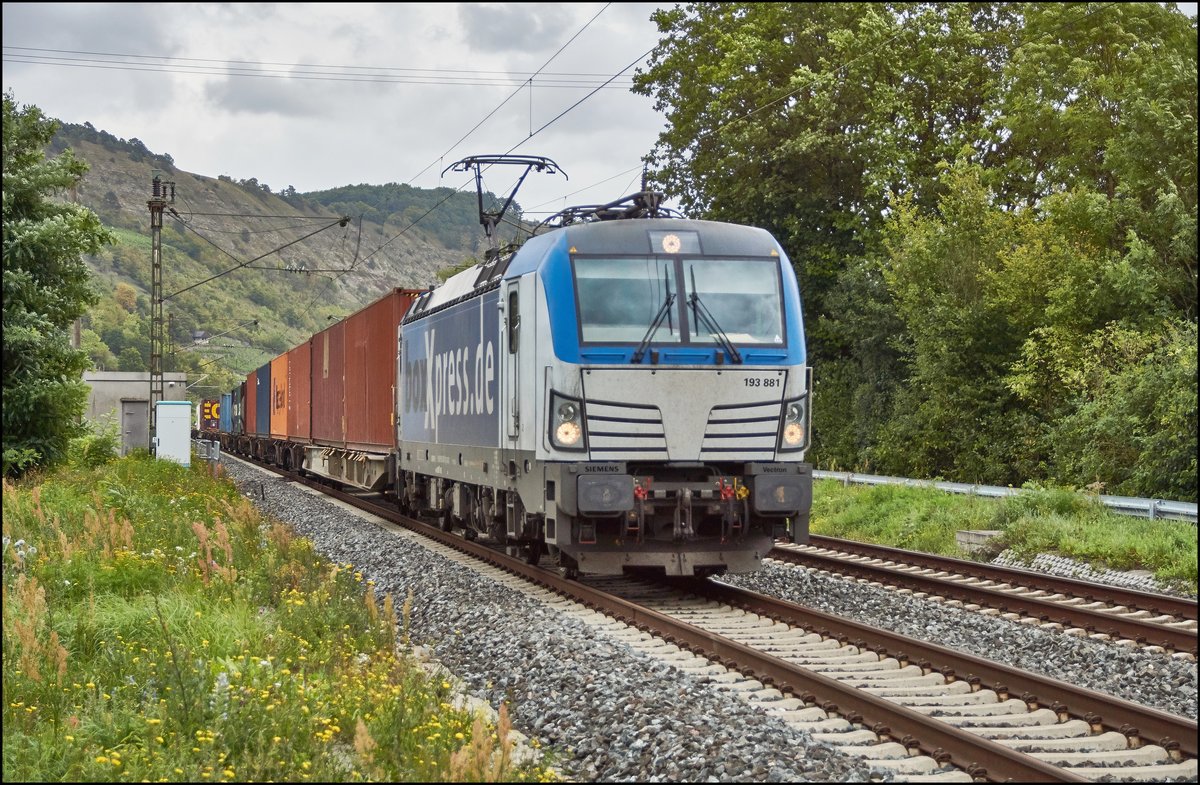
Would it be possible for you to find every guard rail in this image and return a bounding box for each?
[192,438,221,476]
[812,470,1197,524]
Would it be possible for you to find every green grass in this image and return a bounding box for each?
[3,452,557,782]
[811,480,1198,591]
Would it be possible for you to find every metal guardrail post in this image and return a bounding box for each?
[191,438,221,478]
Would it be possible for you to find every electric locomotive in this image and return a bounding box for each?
[395,157,812,577]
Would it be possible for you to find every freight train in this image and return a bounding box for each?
[217,167,811,578]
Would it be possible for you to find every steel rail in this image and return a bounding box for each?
[692,578,1198,762]
[771,546,1197,654]
[803,535,1198,622]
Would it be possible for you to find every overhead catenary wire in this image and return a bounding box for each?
[468,45,655,233]
[1,47,635,88]
[3,45,636,79]
[297,216,366,317]
[355,27,652,269]
[171,211,335,220]
[165,212,351,300]
[13,17,655,289]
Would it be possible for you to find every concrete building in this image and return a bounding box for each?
[82,371,189,455]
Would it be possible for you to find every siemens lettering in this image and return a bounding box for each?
[401,290,500,446]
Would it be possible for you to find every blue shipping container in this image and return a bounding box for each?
[219,392,233,434]
[254,362,271,436]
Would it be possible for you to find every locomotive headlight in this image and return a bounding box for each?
[556,420,582,446]
[549,391,587,451]
[777,393,810,452]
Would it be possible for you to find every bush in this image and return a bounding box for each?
[2,455,557,782]
[68,418,120,469]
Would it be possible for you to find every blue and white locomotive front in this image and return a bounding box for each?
[397,217,812,577]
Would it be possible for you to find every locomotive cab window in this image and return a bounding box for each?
[572,255,784,347]
[574,257,681,344]
[684,258,785,346]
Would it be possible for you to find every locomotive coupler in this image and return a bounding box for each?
[721,498,750,543]
[673,488,695,541]
[717,478,746,542]
[627,491,647,543]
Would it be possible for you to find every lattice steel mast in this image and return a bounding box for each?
[148,173,175,452]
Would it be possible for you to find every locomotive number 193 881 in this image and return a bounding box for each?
[743,377,781,388]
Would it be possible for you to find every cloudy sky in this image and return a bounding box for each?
[2,3,673,219]
[4,3,1196,222]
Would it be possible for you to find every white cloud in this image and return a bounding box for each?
[2,2,670,213]
[457,3,576,53]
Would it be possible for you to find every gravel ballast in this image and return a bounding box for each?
[221,458,880,782]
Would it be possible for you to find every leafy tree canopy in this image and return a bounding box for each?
[3,91,112,476]
[634,3,1197,500]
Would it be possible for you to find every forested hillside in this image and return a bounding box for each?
[293,182,485,251]
[47,122,499,395]
[636,2,1197,500]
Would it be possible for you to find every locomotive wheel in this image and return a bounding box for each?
[551,547,579,579]
[463,528,478,541]
[523,541,542,566]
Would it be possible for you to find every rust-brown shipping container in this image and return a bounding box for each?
[287,341,312,442]
[269,353,288,439]
[311,319,346,445]
[245,368,258,437]
[343,288,420,451]
[307,289,420,451]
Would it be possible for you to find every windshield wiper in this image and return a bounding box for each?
[632,291,676,363]
[688,269,742,364]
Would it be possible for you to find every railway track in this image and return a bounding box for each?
[625,577,1198,782]
[769,537,1198,657]
[230,456,1198,782]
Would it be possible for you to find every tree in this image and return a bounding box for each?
[633,3,1197,498]
[80,327,117,371]
[1048,320,1197,500]
[117,346,145,372]
[2,91,112,475]
[877,160,1039,483]
[114,281,138,312]
[994,3,1197,315]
